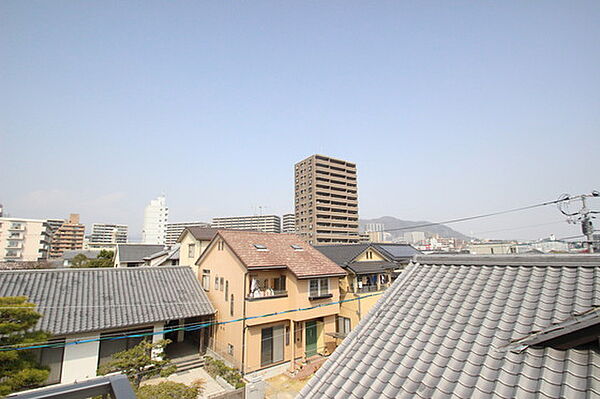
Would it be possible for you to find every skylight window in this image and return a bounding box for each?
[253,244,268,251]
[291,244,303,251]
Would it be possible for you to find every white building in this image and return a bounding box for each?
[0,217,52,261]
[90,223,128,245]
[165,221,210,246]
[142,195,169,245]
[403,231,426,244]
[211,215,281,233]
[282,213,296,233]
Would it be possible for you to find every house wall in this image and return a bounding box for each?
[179,232,210,274]
[354,248,386,262]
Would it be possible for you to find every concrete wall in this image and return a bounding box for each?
[60,333,101,383]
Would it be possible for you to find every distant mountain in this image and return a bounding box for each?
[360,216,471,241]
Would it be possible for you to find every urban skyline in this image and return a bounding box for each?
[1,1,599,242]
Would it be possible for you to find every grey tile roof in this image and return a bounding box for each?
[0,266,215,336]
[374,243,421,261]
[299,254,600,399]
[116,244,164,263]
[62,250,102,261]
[314,244,374,266]
[347,261,397,275]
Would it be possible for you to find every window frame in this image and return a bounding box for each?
[309,278,331,299]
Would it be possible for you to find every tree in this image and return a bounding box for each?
[0,297,51,396]
[136,380,205,399]
[70,253,89,268]
[86,250,114,268]
[97,339,176,389]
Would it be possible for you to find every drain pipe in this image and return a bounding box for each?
[241,271,248,375]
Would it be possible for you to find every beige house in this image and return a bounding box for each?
[196,230,346,375]
[177,227,221,274]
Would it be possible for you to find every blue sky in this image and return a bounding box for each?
[1,1,599,241]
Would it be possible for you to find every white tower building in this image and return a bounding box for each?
[142,195,168,245]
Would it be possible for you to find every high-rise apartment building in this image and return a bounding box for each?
[90,223,128,244]
[0,217,52,261]
[49,214,85,258]
[295,154,359,244]
[282,213,296,233]
[142,195,169,245]
[211,215,281,233]
[165,221,210,246]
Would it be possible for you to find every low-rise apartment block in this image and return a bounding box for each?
[196,230,345,375]
[282,213,296,233]
[49,214,85,258]
[90,223,128,245]
[0,217,52,261]
[211,215,281,233]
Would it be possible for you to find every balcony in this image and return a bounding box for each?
[9,224,25,231]
[246,289,288,301]
[6,242,22,249]
[5,252,22,259]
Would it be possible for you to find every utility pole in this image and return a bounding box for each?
[558,191,599,253]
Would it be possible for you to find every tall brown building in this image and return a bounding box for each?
[49,213,85,258]
[294,154,359,244]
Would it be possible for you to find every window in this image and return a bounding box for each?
[336,316,351,335]
[215,276,219,290]
[188,244,196,258]
[220,277,224,291]
[290,244,303,251]
[273,276,286,292]
[261,325,284,367]
[227,344,234,356]
[253,244,268,251]
[230,294,234,316]
[217,240,224,251]
[366,250,373,260]
[225,281,229,301]
[202,270,210,291]
[309,278,330,298]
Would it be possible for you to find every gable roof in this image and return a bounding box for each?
[178,227,221,242]
[315,243,420,268]
[212,230,346,279]
[314,244,375,266]
[299,254,600,399]
[374,243,421,261]
[116,244,164,263]
[0,266,215,336]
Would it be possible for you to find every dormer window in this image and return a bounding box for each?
[254,244,268,251]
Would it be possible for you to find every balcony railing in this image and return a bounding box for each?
[9,225,25,231]
[351,283,391,294]
[246,289,288,301]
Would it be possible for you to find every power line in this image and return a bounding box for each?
[0,291,384,352]
[380,195,593,234]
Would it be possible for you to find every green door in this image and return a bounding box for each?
[305,320,317,357]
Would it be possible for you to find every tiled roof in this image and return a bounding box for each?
[216,230,346,278]
[299,254,600,399]
[116,244,164,263]
[314,244,371,266]
[0,267,215,336]
[180,227,221,242]
[374,243,421,261]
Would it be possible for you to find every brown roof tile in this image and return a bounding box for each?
[217,230,346,279]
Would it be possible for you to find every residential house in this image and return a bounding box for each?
[113,244,164,267]
[144,244,180,266]
[0,267,215,386]
[196,230,346,375]
[299,254,600,398]
[315,243,420,340]
[177,227,222,274]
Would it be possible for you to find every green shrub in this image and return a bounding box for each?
[204,356,245,389]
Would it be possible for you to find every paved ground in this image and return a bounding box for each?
[143,367,227,398]
[265,373,311,399]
